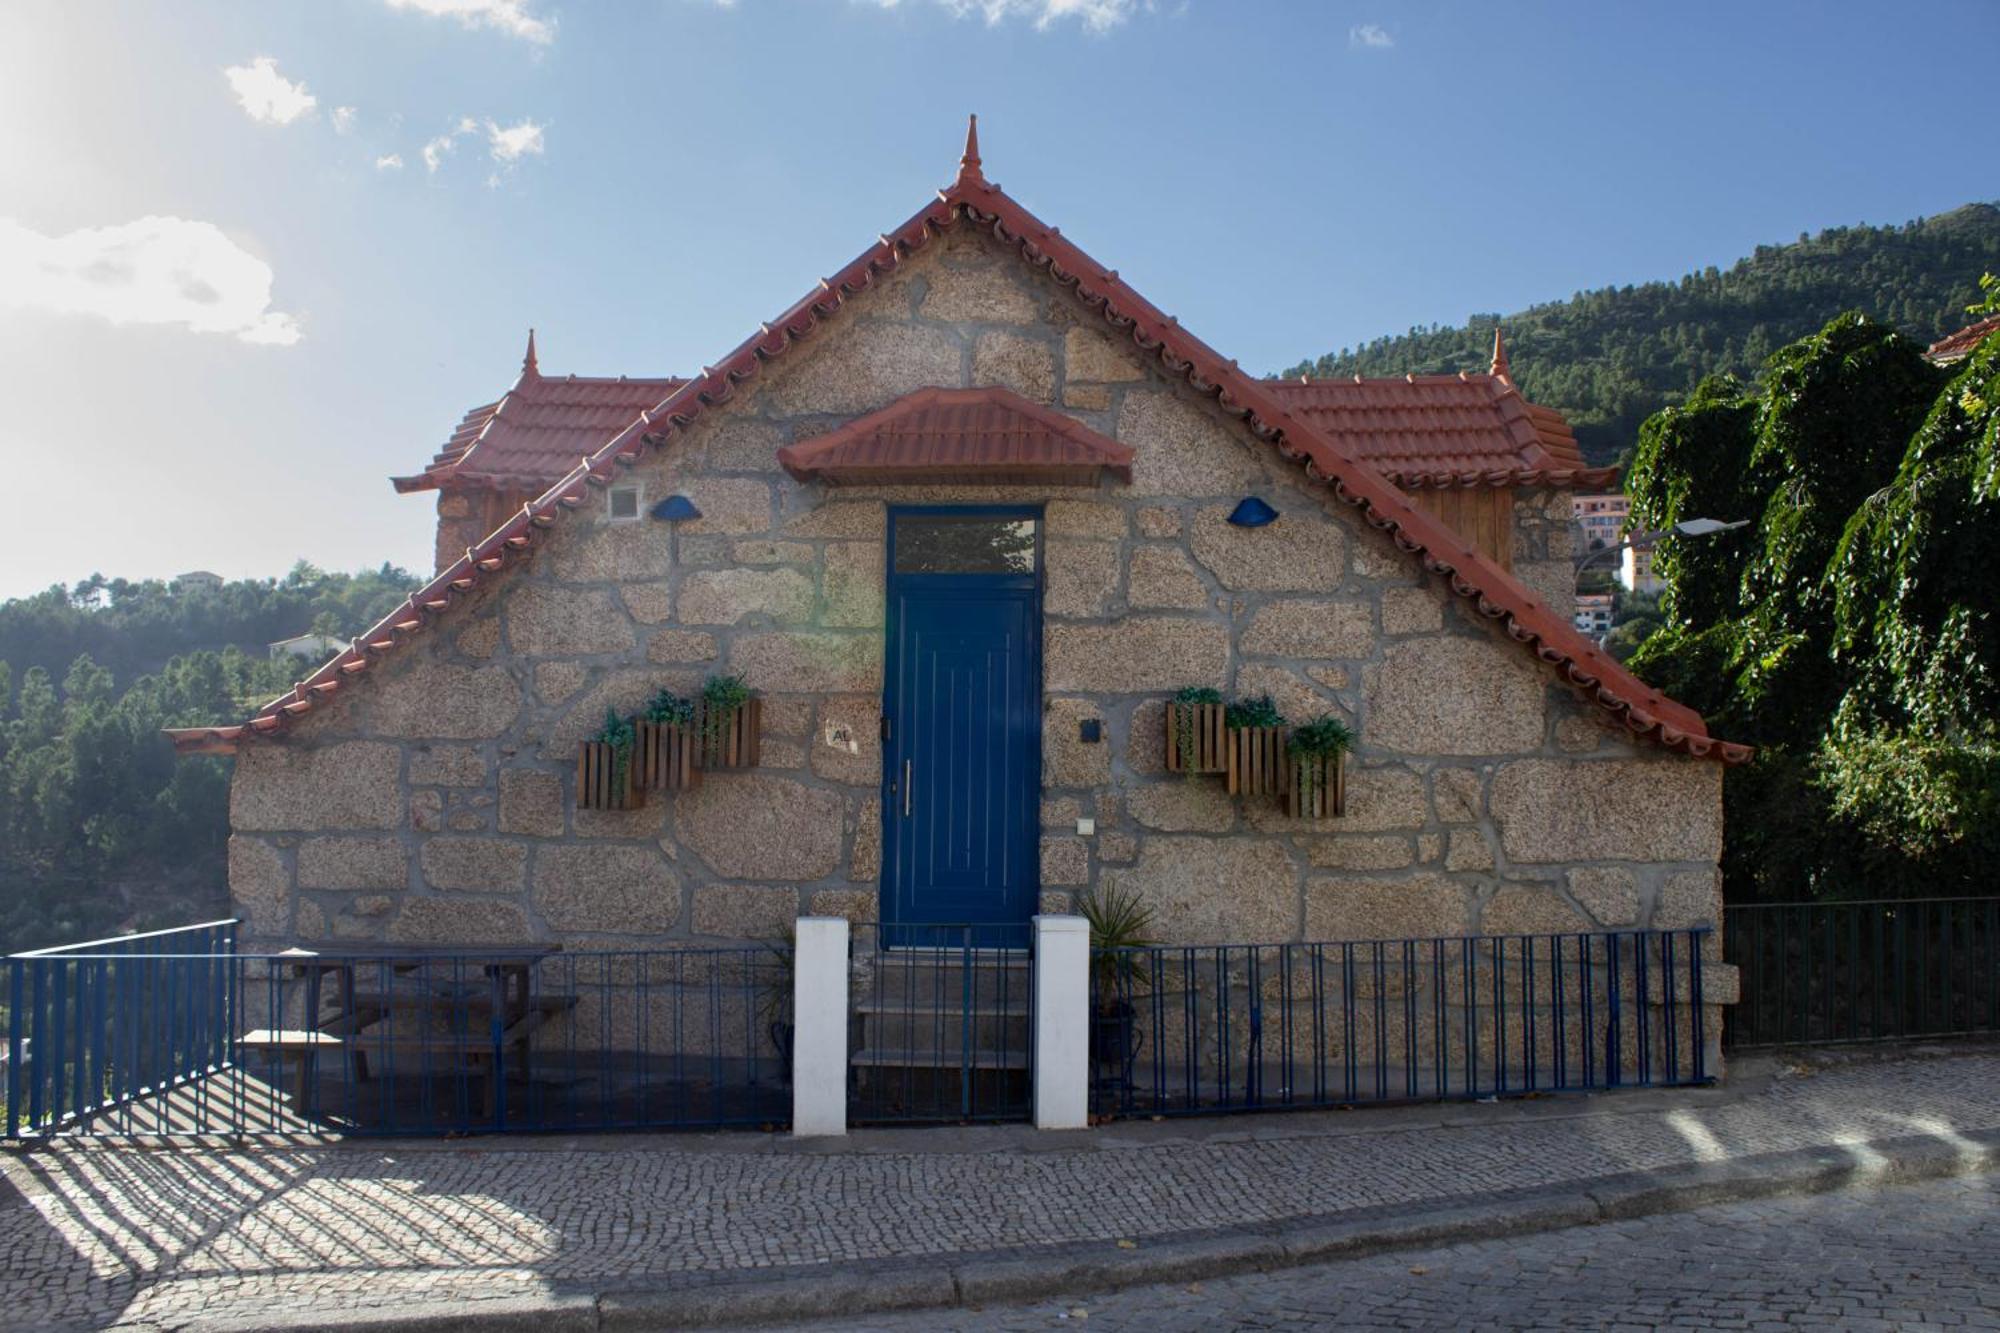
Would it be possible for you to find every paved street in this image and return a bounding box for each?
[785,1172,2000,1331]
[1,1048,1997,1329]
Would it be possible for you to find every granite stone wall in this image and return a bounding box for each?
[229,224,1732,1036]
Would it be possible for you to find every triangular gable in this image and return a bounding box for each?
[169,119,1746,764]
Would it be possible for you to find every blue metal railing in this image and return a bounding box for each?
[847,922,1033,1124]
[1090,928,1712,1119]
[5,939,789,1140]
[1725,898,2000,1049]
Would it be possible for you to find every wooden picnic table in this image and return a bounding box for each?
[240,943,567,1117]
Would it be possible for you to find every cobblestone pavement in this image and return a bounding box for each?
[787,1173,2000,1331]
[1,1049,1997,1330]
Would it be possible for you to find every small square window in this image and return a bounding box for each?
[608,486,640,521]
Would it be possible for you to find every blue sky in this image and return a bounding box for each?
[2,0,1994,599]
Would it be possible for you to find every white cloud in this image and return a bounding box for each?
[1349,22,1393,48]
[383,0,556,44]
[422,116,480,172]
[332,105,359,134]
[863,0,1149,32]
[486,118,545,162]
[223,56,318,125]
[375,153,405,171]
[0,216,301,346]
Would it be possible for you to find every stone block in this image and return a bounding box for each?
[765,320,963,416]
[849,797,881,881]
[551,523,674,583]
[1043,699,1111,787]
[731,539,814,566]
[1362,635,1547,756]
[388,896,531,946]
[678,476,774,534]
[1040,837,1089,887]
[1445,829,1495,872]
[1046,619,1230,693]
[733,632,884,694]
[1044,539,1119,618]
[1126,545,1208,610]
[1187,504,1345,591]
[297,837,407,891]
[1118,392,1266,497]
[620,583,673,625]
[807,888,878,923]
[1305,836,1414,870]
[703,418,787,472]
[1480,884,1589,936]
[1381,585,1444,635]
[812,695,883,786]
[408,745,485,788]
[1325,764,1426,833]
[1062,384,1113,410]
[1065,327,1147,383]
[534,661,588,705]
[1568,866,1641,926]
[1125,698,1172,776]
[1304,874,1471,943]
[1241,598,1373,658]
[1042,796,1082,826]
[506,584,635,657]
[1135,507,1181,538]
[535,844,681,934]
[228,835,291,937]
[675,773,845,880]
[573,802,669,838]
[1126,779,1236,833]
[1101,839,1299,945]
[233,741,403,831]
[920,263,1041,324]
[1432,767,1484,823]
[1232,665,1342,735]
[761,696,814,737]
[365,662,522,740]
[420,837,528,892]
[822,541,886,629]
[1097,831,1137,864]
[1654,868,1722,929]
[1554,714,1606,754]
[411,790,443,833]
[455,618,500,659]
[676,567,814,625]
[1490,760,1723,864]
[781,501,886,540]
[498,768,563,837]
[646,629,720,664]
[546,668,694,751]
[972,331,1056,400]
[1044,499,1127,539]
[692,885,798,940]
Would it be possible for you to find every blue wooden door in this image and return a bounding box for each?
[882,509,1042,946]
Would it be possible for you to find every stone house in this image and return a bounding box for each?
[169,124,1745,1025]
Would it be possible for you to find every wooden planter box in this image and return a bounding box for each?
[1164,701,1228,775]
[635,719,701,791]
[1286,751,1347,820]
[1225,725,1289,797]
[696,696,763,770]
[575,740,643,811]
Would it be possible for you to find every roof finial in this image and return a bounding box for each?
[958,113,984,184]
[1489,325,1510,381]
[523,327,539,377]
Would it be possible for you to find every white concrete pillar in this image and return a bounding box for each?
[790,916,849,1138]
[1033,914,1091,1131]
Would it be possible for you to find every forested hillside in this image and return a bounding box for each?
[1279,203,2000,466]
[0,563,420,954]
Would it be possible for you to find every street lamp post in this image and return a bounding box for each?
[1573,517,1751,577]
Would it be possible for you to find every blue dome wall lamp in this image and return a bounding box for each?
[650,495,703,522]
[1227,496,1279,528]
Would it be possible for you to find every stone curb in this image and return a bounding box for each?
[126,1126,2000,1333]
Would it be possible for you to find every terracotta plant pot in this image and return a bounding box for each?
[575,740,643,811]
[697,696,763,770]
[634,719,701,791]
[1164,701,1228,775]
[1286,750,1346,820]
[1226,725,1289,797]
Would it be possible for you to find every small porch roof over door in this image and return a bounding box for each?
[777,386,1135,486]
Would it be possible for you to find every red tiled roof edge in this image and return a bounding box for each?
[168,142,1748,764]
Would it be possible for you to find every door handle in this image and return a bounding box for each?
[903,759,912,818]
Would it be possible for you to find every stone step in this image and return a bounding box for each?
[855,1007,1030,1051]
[850,1046,1029,1072]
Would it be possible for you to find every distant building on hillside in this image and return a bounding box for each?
[1926,316,2000,365]
[1574,591,1614,641]
[269,632,345,662]
[175,570,225,591]
[1573,493,1628,553]
[1620,541,1664,595]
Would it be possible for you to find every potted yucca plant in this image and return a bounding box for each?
[1164,686,1227,778]
[1223,694,1289,797]
[1286,714,1354,819]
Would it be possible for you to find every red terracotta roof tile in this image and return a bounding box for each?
[392,335,683,494]
[171,121,1744,765]
[1265,374,1616,490]
[1926,316,2000,364]
[778,386,1134,485]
